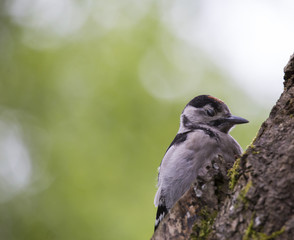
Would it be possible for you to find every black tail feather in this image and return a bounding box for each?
[154,204,168,231]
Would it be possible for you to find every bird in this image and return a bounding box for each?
[154,95,248,231]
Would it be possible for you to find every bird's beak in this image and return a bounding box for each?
[226,115,249,125]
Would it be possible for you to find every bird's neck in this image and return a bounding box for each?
[178,122,217,134]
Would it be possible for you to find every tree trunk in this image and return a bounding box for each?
[151,53,294,240]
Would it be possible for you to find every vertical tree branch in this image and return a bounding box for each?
[151,53,294,240]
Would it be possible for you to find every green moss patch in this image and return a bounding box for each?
[243,218,285,240]
[190,208,217,240]
[228,158,241,190]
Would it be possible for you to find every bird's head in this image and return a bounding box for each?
[179,95,248,133]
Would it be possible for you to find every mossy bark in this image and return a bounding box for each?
[151,53,294,240]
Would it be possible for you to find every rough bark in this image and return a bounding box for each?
[151,53,294,240]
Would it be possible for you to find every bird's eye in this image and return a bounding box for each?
[206,109,216,117]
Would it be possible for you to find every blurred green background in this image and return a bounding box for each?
[0,0,279,239]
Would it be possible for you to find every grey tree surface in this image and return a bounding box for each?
[151,53,294,240]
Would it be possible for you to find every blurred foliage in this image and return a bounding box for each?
[0,1,269,240]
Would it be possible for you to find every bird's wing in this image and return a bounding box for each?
[154,131,192,207]
[154,129,220,230]
[154,127,219,206]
